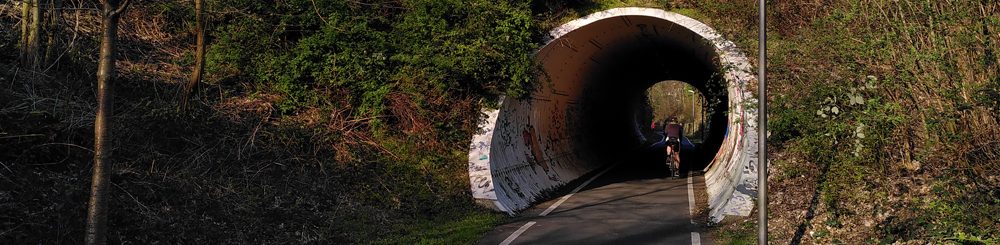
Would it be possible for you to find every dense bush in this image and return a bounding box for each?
[1,0,540,243]
[205,0,539,117]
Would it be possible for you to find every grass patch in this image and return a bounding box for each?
[380,211,506,244]
[717,218,757,245]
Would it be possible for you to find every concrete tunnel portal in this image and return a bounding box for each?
[468,8,761,223]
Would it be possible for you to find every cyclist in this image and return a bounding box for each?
[664,116,683,178]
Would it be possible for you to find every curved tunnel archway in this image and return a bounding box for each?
[468,8,761,222]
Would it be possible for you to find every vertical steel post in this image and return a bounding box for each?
[691,90,695,129]
[757,0,768,244]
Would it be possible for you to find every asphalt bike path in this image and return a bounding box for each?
[478,151,710,245]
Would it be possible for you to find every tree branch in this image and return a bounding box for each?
[110,0,128,16]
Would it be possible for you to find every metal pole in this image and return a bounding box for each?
[757,0,768,244]
[691,90,695,128]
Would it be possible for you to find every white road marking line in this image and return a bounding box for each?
[539,163,619,216]
[499,221,536,245]
[688,172,702,245]
[687,172,696,224]
[688,171,701,245]
[499,163,620,245]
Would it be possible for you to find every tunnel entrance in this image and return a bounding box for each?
[642,80,722,171]
[468,8,760,222]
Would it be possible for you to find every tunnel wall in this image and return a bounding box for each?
[467,8,760,222]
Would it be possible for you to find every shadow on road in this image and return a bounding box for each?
[477,145,712,245]
[577,145,713,193]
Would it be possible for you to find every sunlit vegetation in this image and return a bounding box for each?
[646,80,707,140]
[684,0,998,243]
[0,0,996,243]
[2,0,534,243]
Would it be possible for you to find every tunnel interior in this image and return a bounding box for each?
[573,23,729,170]
[468,8,758,220]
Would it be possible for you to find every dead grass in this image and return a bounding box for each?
[3,0,997,243]
[1,2,498,243]
[674,0,1000,243]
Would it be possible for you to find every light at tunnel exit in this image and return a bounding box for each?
[645,80,711,145]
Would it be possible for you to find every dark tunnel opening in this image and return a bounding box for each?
[468,8,757,215]
[573,18,729,172]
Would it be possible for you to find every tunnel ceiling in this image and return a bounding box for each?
[538,14,719,92]
[468,8,761,223]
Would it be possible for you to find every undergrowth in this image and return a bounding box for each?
[2,0,998,243]
[682,0,999,243]
[2,0,532,243]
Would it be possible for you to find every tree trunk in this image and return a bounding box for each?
[19,0,29,61]
[180,0,206,112]
[26,0,41,68]
[85,1,128,244]
[19,0,41,67]
[44,0,61,66]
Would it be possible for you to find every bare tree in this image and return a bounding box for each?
[19,0,42,67]
[179,0,206,112]
[44,0,62,66]
[85,0,130,244]
[20,0,29,59]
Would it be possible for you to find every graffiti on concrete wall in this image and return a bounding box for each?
[469,109,500,202]
[482,93,597,212]
[522,124,551,173]
[469,8,760,218]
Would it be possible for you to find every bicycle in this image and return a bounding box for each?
[665,137,681,178]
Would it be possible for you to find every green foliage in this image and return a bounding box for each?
[749,0,998,241]
[0,0,541,243]
[379,211,506,244]
[771,74,905,217]
[973,77,1000,114]
[906,172,1000,243]
[205,0,539,120]
[262,11,393,114]
[946,231,997,245]
[717,218,758,245]
[646,81,705,130]
[205,17,279,83]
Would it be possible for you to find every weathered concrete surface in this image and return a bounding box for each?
[468,8,759,223]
